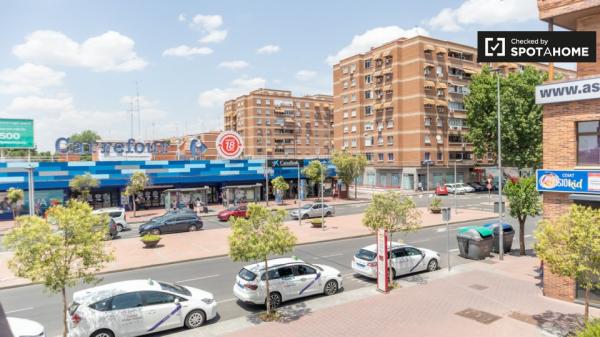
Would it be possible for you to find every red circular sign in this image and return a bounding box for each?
[216,131,244,159]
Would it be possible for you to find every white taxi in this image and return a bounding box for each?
[68,279,217,337]
[233,257,342,308]
[351,243,440,279]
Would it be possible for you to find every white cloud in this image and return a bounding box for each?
[178,13,186,22]
[190,14,223,31]
[7,95,73,111]
[256,45,280,55]
[162,45,213,57]
[198,76,266,108]
[326,26,428,65]
[218,60,249,70]
[199,30,228,43]
[296,70,317,81]
[0,63,65,95]
[13,30,147,72]
[428,0,538,32]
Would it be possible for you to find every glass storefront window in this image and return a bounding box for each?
[577,121,600,165]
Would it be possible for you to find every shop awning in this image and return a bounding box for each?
[424,98,436,105]
[568,194,600,202]
[424,44,435,52]
[436,47,447,54]
[463,68,478,75]
[424,80,435,88]
[436,82,447,89]
[436,100,448,106]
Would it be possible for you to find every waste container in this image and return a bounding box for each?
[456,226,494,260]
[483,222,514,253]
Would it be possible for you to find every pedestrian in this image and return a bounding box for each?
[417,181,423,192]
[194,198,203,216]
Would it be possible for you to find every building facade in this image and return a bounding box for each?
[537,0,600,307]
[332,35,574,190]
[224,89,334,158]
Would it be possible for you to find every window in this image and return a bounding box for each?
[424,135,431,144]
[343,111,349,119]
[343,140,349,148]
[364,59,372,68]
[424,67,432,76]
[351,78,356,86]
[110,292,143,310]
[351,94,356,102]
[377,122,384,131]
[315,121,319,127]
[424,152,431,161]
[449,102,465,111]
[343,80,348,89]
[265,99,270,105]
[437,118,443,128]
[387,119,393,128]
[436,134,443,144]
[256,98,262,105]
[142,291,178,306]
[424,117,432,127]
[365,122,373,131]
[266,119,270,125]
[365,106,372,116]
[350,63,356,72]
[365,137,373,146]
[351,109,357,117]
[256,109,262,115]
[278,266,294,278]
[378,153,384,161]
[351,139,357,147]
[387,136,394,145]
[296,265,316,276]
[265,109,271,115]
[388,153,394,161]
[343,96,349,104]
[378,136,384,145]
[437,152,443,161]
[365,74,372,84]
[365,90,372,99]
[257,119,262,125]
[437,89,445,97]
[304,102,309,108]
[436,65,443,77]
[351,125,357,132]
[577,121,600,165]
[365,152,373,161]
[90,298,111,312]
[342,66,348,74]
[344,126,349,133]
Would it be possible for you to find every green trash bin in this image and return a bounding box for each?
[456,226,494,260]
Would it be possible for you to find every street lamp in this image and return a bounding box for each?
[490,68,504,261]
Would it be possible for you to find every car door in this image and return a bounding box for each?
[405,247,427,273]
[238,206,247,218]
[275,266,297,300]
[108,292,145,337]
[391,248,411,276]
[140,291,184,333]
[309,204,321,218]
[294,264,322,297]
[261,268,282,300]
[172,216,192,232]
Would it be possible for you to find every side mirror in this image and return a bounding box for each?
[174,298,180,304]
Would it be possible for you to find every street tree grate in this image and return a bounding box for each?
[469,284,489,291]
[455,308,502,325]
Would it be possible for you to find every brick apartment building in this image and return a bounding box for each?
[333,35,574,190]
[224,89,334,158]
[537,0,600,306]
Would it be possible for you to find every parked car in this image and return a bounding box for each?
[93,207,130,232]
[444,183,466,195]
[467,182,486,192]
[233,257,342,308]
[435,185,448,196]
[457,183,475,193]
[217,205,248,221]
[351,242,440,279]
[68,279,217,337]
[8,317,45,337]
[139,213,203,235]
[289,203,335,219]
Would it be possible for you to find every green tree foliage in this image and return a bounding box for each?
[576,319,600,337]
[6,188,24,218]
[535,205,600,322]
[124,171,149,217]
[271,176,289,192]
[504,176,541,255]
[363,192,421,284]
[331,151,367,199]
[68,173,99,202]
[302,160,327,202]
[228,204,297,314]
[69,130,101,161]
[465,66,547,169]
[3,200,114,337]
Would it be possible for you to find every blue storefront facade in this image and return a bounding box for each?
[0,159,336,219]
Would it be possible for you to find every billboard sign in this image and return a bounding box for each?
[216,131,244,159]
[376,228,389,293]
[535,77,600,104]
[536,169,600,194]
[268,159,304,168]
[0,119,34,149]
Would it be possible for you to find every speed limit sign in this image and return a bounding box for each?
[216,131,244,159]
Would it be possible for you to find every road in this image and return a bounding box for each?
[0,194,535,337]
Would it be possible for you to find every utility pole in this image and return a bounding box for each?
[321,162,325,231]
[27,149,34,216]
[496,71,504,261]
[297,161,301,226]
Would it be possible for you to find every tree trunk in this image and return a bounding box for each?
[264,257,271,314]
[519,216,526,256]
[354,177,357,200]
[584,286,590,324]
[62,287,68,337]
[132,195,137,217]
[388,231,393,287]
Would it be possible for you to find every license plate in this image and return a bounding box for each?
[356,263,365,268]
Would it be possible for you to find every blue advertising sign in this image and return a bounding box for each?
[536,170,600,194]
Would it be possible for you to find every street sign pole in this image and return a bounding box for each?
[497,74,504,261]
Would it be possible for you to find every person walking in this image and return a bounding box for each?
[417,181,423,192]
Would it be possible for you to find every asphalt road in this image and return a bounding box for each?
[0,198,535,337]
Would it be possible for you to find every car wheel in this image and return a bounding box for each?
[91,329,114,337]
[267,292,282,309]
[184,309,206,328]
[325,211,332,217]
[117,224,124,232]
[427,259,438,272]
[302,214,309,219]
[188,224,198,232]
[150,228,161,235]
[323,280,338,296]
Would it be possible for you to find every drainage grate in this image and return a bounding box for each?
[456,308,502,325]
[469,284,489,291]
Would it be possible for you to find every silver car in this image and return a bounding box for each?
[290,203,335,219]
[92,207,130,232]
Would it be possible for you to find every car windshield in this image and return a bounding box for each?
[227,206,238,211]
[302,204,313,209]
[159,281,191,296]
[355,249,377,261]
[238,268,257,281]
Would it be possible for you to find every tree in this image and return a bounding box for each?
[363,192,421,284]
[228,204,297,315]
[302,160,327,202]
[3,200,114,337]
[504,176,541,255]
[535,205,600,323]
[68,173,99,202]
[6,188,24,219]
[271,176,289,204]
[69,130,101,161]
[331,151,367,199]
[124,171,149,217]
[465,66,547,169]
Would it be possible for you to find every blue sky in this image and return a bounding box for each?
[0,0,549,151]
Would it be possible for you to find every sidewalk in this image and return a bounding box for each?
[188,254,598,337]
[0,207,495,289]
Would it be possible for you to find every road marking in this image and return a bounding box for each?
[436,228,447,233]
[6,307,34,314]
[449,249,459,252]
[177,274,220,283]
[525,235,532,238]
[218,297,238,303]
[321,253,343,258]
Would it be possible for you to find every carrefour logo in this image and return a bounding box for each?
[539,172,583,190]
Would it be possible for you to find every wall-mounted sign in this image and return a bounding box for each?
[216,131,243,159]
[268,159,304,168]
[55,138,170,155]
[536,169,600,194]
[189,139,208,157]
[0,119,34,149]
[535,77,600,104]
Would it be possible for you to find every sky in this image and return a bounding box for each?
[0,0,552,151]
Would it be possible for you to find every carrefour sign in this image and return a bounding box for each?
[536,170,600,194]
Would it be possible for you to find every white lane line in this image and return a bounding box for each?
[321,253,343,258]
[525,234,532,238]
[449,248,459,252]
[6,307,34,314]
[177,274,220,283]
[218,297,239,303]
[436,228,447,233]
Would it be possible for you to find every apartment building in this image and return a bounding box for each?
[224,89,333,158]
[333,35,575,190]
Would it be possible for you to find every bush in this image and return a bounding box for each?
[309,219,324,227]
[430,197,442,213]
[576,319,600,337]
[141,234,160,242]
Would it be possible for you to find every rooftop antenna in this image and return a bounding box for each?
[136,81,141,140]
[129,98,135,139]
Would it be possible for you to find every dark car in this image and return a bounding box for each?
[217,205,248,221]
[467,182,486,192]
[107,218,118,240]
[139,213,203,235]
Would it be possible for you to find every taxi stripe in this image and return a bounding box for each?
[147,303,182,332]
[299,273,321,295]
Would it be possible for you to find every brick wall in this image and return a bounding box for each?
[576,13,600,77]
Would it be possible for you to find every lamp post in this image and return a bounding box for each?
[496,71,504,261]
[321,161,325,231]
[297,161,301,226]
